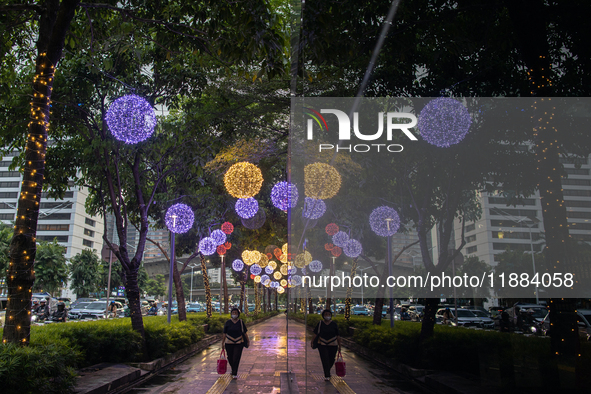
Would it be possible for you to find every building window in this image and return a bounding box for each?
[0,213,14,220]
[38,224,69,231]
[0,182,19,188]
[85,217,96,227]
[0,161,13,167]
[489,208,537,218]
[466,234,477,243]
[493,243,542,252]
[559,156,588,165]
[83,228,95,237]
[41,191,74,199]
[82,239,94,248]
[39,201,73,209]
[562,179,591,186]
[38,213,71,220]
[0,171,20,177]
[568,222,591,230]
[563,190,591,197]
[492,231,533,240]
[466,246,477,254]
[565,168,589,176]
[491,219,539,229]
[567,212,591,219]
[37,235,69,243]
[564,200,591,208]
[0,192,17,199]
[465,223,475,232]
[488,197,536,206]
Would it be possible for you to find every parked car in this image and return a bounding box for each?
[513,303,548,322]
[68,302,92,320]
[464,308,495,329]
[70,298,98,309]
[436,308,482,327]
[352,306,369,316]
[187,303,202,313]
[79,301,123,319]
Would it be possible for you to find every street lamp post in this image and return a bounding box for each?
[356,266,373,306]
[386,218,394,328]
[188,263,199,303]
[167,214,177,324]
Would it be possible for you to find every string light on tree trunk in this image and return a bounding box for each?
[417,97,472,148]
[105,94,156,144]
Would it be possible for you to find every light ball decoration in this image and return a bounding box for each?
[294,251,312,268]
[165,203,194,234]
[273,271,282,280]
[221,222,234,234]
[304,163,341,199]
[280,254,288,263]
[277,286,285,294]
[105,94,156,144]
[325,223,339,236]
[216,245,227,255]
[254,275,261,283]
[250,264,262,276]
[235,197,259,219]
[281,243,288,256]
[273,248,283,260]
[417,97,472,147]
[270,281,279,289]
[288,264,297,275]
[224,162,263,198]
[332,231,349,247]
[211,229,227,245]
[224,242,232,250]
[331,246,342,257]
[301,266,307,275]
[343,239,363,258]
[292,275,303,286]
[259,254,269,267]
[369,206,400,237]
[325,243,334,251]
[261,275,271,286]
[280,279,288,287]
[309,260,323,273]
[232,259,245,272]
[271,181,299,211]
[241,207,266,229]
[280,264,288,276]
[265,265,274,275]
[268,261,277,270]
[241,250,261,266]
[199,237,217,255]
[302,197,326,219]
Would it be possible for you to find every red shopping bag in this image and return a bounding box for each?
[217,349,228,374]
[335,351,346,377]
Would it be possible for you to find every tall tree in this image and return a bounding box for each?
[69,249,103,298]
[32,239,68,296]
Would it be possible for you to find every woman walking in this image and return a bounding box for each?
[313,309,342,380]
[221,308,250,379]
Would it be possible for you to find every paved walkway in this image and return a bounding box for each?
[128,315,424,393]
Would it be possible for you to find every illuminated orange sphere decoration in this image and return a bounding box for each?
[224,162,263,198]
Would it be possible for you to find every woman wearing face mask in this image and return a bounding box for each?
[221,308,249,379]
[313,309,341,380]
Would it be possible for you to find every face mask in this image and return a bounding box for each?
[324,316,331,321]
[232,314,238,319]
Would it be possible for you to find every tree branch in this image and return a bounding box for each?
[0,4,42,13]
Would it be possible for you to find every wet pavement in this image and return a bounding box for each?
[127,315,426,393]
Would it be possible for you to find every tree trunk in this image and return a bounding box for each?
[240,275,245,313]
[124,268,149,359]
[373,297,385,326]
[275,290,278,311]
[2,0,80,345]
[222,261,229,314]
[200,254,212,317]
[172,262,187,321]
[419,298,440,342]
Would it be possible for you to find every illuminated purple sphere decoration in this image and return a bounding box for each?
[235,197,259,219]
[302,197,326,219]
[261,275,270,285]
[265,265,274,275]
[232,259,245,272]
[332,231,349,247]
[271,182,299,211]
[288,265,297,275]
[370,206,400,237]
[270,281,279,289]
[417,97,472,147]
[309,260,323,273]
[301,266,307,275]
[250,264,262,276]
[343,239,363,258]
[105,94,156,144]
[165,203,194,234]
[211,229,227,246]
[292,275,303,286]
[199,237,217,255]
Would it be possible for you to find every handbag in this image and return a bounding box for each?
[217,349,228,374]
[311,321,321,349]
[240,319,249,348]
[335,351,346,377]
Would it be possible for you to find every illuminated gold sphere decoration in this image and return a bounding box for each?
[280,279,287,287]
[273,271,282,280]
[280,264,288,276]
[280,254,288,263]
[242,250,261,266]
[259,254,269,267]
[281,243,288,256]
[304,163,341,199]
[254,275,261,283]
[224,162,264,198]
[268,261,277,270]
[294,251,312,268]
[277,286,285,294]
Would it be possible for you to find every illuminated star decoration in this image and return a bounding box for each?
[211,229,227,246]
[224,162,263,198]
[221,222,234,234]
[235,197,259,219]
[199,237,217,255]
[302,197,326,219]
[332,231,349,247]
[265,265,274,275]
[417,97,472,147]
[271,181,299,211]
[232,259,244,272]
[325,223,339,236]
[343,239,362,258]
[250,264,262,276]
[309,260,323,272]
[370,206,400,237]
[105,94,156,144]
[165,203,194,234]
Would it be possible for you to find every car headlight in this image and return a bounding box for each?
[530,326,537,333]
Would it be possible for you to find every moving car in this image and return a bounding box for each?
[464,308,495,329]
[352,306,369,316]
[79,301,124,319]
[436,308,482,327]
[187,303,202,313]
[68,302,92,320]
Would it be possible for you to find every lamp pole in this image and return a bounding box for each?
[167,215,177,324]
[188,263,199,304]
[386,218,394,328]
[356,267,372,306]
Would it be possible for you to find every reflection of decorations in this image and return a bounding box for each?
[370,206,400,237]
[200,254,213,317]
[288,265,297,275]
[221,222,234,234]
[271,181,299,211]
[324,243,334,251]
[301,266,307,275]
[165,203,194,234]
[241,206,266,229]
[224,162,263,198]
[261,275,270,286]
[302,197,326,219]
[211,229,227,245]
[331,246,342,257]
[216,244,227,255]
[325,223,339,236]
[265,265,274,275]
[250,264,262,276]
[343,239,362,258]
[417,97,471,147]
[332,231,349,247]
[280,264,288,276]
[292,275,303,286]
[232,259,245,271]
[304,163,341,199]
[235,197,259,219]
[105,94,156,144]
[309,260,323,272]
[294,251,312,268]
[199,237,217,255]
[273,271,282,280]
